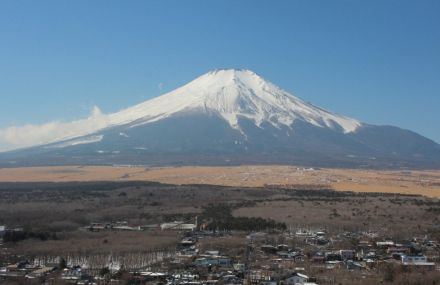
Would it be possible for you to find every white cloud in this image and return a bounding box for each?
[0,106,110,152]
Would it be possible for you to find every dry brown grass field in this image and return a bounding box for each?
[0,165,439,197]
[1,178,440,279]
[1,165,440,260]
[6,231,180,256]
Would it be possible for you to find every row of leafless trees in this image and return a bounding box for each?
[31,247,176,271]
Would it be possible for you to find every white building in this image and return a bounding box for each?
[339,250,355,261]
[401,255,435,267]
[401,255,427,263]
[285,272,309,285]
[160,221,196,231]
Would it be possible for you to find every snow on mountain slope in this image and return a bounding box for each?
[0,69,362,151]
[2,69,440,168]
[45,135,104,149]
[107,69,361,133]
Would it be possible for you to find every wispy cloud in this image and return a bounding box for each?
[0,106,110,152]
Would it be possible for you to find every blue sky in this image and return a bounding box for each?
[0,0,439,150]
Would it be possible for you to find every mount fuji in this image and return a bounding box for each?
[1,69,439,168]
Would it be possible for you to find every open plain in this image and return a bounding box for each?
[1,171,440,284]
[0,165,439,197]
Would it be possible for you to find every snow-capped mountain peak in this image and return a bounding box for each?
[2,69,440,169]
[108,69,361,133]
[0,69,362,152]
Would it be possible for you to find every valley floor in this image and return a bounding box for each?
[1,181,440,284]
[0,165,439,197]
